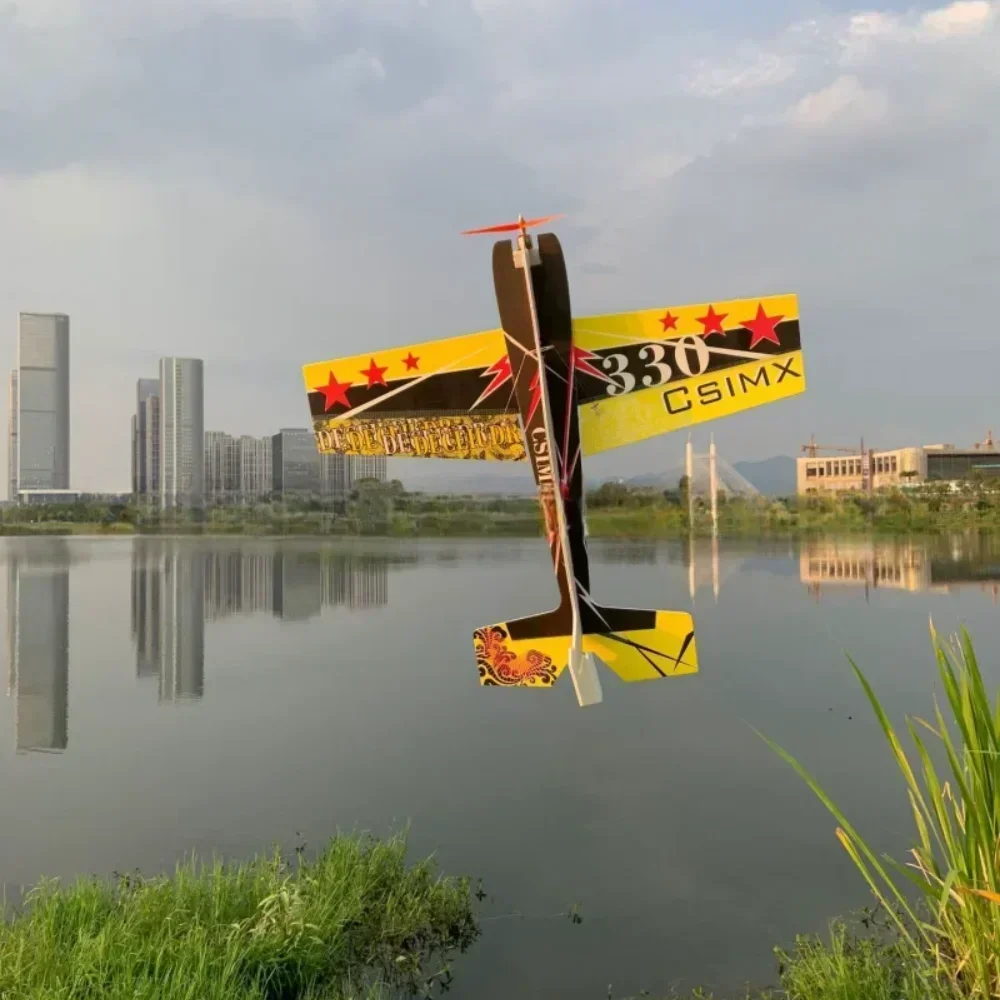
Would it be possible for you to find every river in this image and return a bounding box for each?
[1,533,998,997]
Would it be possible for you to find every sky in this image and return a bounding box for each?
[1,0,997,490]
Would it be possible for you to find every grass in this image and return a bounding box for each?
[0,832,478,1000]
[761,624,1000,999]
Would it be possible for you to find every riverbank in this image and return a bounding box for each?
[0,833,478,1000]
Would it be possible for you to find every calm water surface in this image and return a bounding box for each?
[2,533,1000,997]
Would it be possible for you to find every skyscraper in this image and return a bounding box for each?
[320,452,351,502]
[7,370,18,501]
[159,357,204,510]
[271,428,321,498]
[239,435,272,502]
[132,377,160,500]
[352,455,387,483]
[9,313,70,497]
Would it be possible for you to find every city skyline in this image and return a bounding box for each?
[1,0,997,492]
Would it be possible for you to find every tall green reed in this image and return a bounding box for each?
[763,624,1000,998]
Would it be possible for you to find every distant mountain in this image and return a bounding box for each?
[733,456,796,496]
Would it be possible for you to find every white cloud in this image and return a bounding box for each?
[920,0,995,37]
[789,75,889,128]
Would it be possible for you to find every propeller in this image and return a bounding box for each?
[461,213,564,236]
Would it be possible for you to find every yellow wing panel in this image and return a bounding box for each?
[302,329,524,461]
[581,351,805,456]
[573,293,800,350]
[575,294,804,456]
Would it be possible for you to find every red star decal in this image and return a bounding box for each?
[316,371,352,411]
[659,310,678,332]
[696,304,728,339]
[360,357,389,388]
[743,303,784,349]
[402,352,420,372]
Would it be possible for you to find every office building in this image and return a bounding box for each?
[132,378,160,500]
[7,370,17,501]
[923,444,1000,482]
[797,446,924,495]
[352,455,387,483]
[159,357,204,510]
[797,439,1000,495]
[321,452,351,503]
[239,435,272,502]
[204,431,239,503]
[9,313,70,499]
[272,428,320,498]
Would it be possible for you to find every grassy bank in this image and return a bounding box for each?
[0,833,477,1000]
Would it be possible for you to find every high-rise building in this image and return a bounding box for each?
[8,370,18,501]
[321,452,351,503]
[9,313,70,497]
[239,435,272,502]
[159,357,204,510]
[272,428,321,498]
[132,378,160,500]
[204,431,232,503]
[351,455,387,483]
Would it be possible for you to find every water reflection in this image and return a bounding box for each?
[3,541,395,754]
[130,541,392,703]
[6,542,69,754]
[800,534,1000,601]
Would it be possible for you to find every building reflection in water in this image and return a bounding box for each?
[800,535,1000,601]
[5,541,70,754]
[131,541,390,702]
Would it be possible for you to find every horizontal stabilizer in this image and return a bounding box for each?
[473,607,697,691]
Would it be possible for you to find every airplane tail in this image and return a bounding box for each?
[472,605,697,705]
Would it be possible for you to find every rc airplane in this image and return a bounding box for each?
[301,216,805,707]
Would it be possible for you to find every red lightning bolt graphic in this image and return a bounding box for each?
[570,346,614,385]
[527,370,543,427]
[470,355,512,411]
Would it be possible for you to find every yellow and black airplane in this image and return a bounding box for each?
[301,216,805,706]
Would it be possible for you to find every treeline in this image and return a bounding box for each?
[8,476,1000,538]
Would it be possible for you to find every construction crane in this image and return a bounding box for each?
[801,434,858,458]
[974,429,995,451]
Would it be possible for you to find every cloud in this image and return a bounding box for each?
[0,0,997,487]
[789,75,889,127]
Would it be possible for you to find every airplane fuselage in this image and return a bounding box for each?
[491,232,594,638]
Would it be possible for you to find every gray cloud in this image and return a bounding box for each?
[0,0,994,488]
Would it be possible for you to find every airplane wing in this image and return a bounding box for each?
[302,293,803,461]
[572,294,803,456]
[302,329,526,461]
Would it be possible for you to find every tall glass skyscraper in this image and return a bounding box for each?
[8,313,70,498]
[159,357,204,510]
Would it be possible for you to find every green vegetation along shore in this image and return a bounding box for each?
[5,626,998,997]
[7,476,1000,539]
[0,833,477,1000]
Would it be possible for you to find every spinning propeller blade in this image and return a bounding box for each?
[461,214,563,236]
